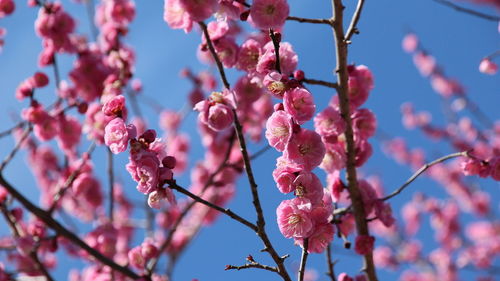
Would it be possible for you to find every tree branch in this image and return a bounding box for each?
[331,0,378,280]
[199,20,292,281]
[298,239,309,281]
[167,180,257,231]
[325,244,337,281]
[0,174,142,280]
[382,150,469,201]
[302,78,339,89]
[432,0,500,21]
[345,0,366,41]
[287,16,334,26]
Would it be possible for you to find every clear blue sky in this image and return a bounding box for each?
[0,0,499,280]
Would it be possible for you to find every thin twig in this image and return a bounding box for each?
[167,180,257,231]
[199,22,231,89]
[298,239,309,281]
[325,244,337,281]
[287,16,334,26]
[0,175,142,280]
[302,78,338,89]
[345,0,366,41]
[226,263,279,273]
[432,0,500,21]
[382,151,469,201]
[0,122,26,139]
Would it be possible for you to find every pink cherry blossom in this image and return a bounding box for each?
[265,110,293,151]
[163,0,193,32]
[276,198,314,238]
[283,87,315,125]
[292,171,324,205]
[250,0,289,30]
[104,117,129,154]
[285,129,325,171]
[314,106,345,139]
[178,0,217,22]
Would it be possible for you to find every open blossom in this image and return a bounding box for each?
[163,0,193,32]
[479,58,498,75]
[194,91,234,131]
[277,198,314,238]
[292,171,324,205]
[102,95,126,117]
[352,108,377,139]
[127,151,160,194]
[250,0,289,30]
[347,65,374,109]
[283,87,315,125]
[314,106,345,139]
[179,0,217,22]
[413,52,436,77]
[285,129,325,171]
[265,110,293,151]
[236,39,262,73]
[104,117,129,154]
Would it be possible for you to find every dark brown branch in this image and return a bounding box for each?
[199,21,231,89]
[199,19,292,281]
[287,16,334,26]
[325,244,337,281]
[331,1,378,280]
[382,151,468,201]
[302,78,339,89]
[0,175,142,280]
[345,0,366,41]
[167,180,257,231]
[269,29,282,73]
[298,239,309,281]
[433,0,500,21]
[226,263,279,273]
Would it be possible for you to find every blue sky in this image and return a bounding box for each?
[0,0,499,280]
